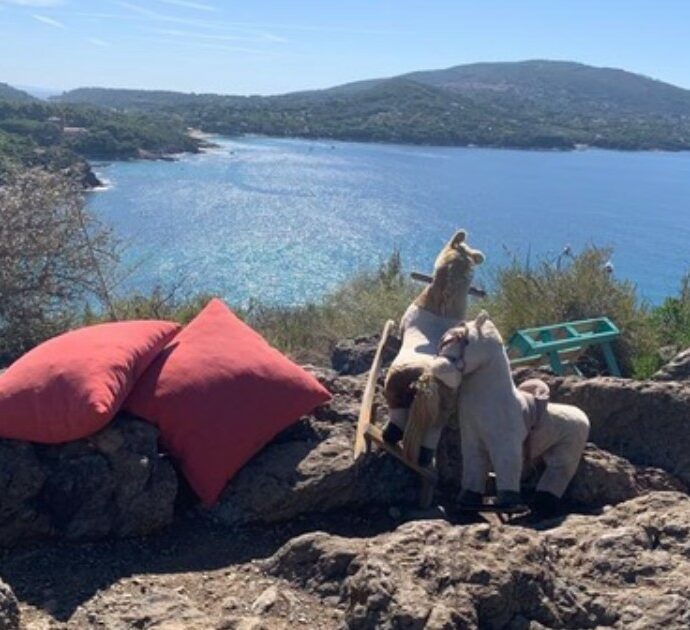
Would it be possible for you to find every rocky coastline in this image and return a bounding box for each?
[1,336,690,628]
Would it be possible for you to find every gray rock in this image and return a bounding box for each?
[563,444,684,507]
[69,586,211,629]
[0,414,177,546]
[0,579,19,630]
[547,376,690,486]
[266,491,690,630]
[331,333,400,375]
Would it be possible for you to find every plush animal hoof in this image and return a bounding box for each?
[531,491,561,517]
[382,421,403,445]
[457,489,484,507]
[495,490,528,512]
[418,447,434,467]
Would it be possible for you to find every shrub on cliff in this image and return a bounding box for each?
[480,246,657,377]
[0,170,117,365]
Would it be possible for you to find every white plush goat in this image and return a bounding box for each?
[432,311,590,513]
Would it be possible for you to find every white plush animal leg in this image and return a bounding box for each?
[486,436,524,494]
[527,403,590,498]
[460,425,492,494]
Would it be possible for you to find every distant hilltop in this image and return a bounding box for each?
[53,60,690,151]
[0,82,36,103]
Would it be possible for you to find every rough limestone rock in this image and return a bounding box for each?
[213,367,682,526]
[653,346,690,382]
[558,444,684,506]
[331,333,400,376]
[0,579,19,630]
[0,414,177,546]
[546,376,690,486]
[266,491,690,629]
[69,586,212,629]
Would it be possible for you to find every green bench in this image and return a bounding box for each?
[506,317,621,376]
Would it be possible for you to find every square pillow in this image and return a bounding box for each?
[0,320,180,444]
[125,298,332,505]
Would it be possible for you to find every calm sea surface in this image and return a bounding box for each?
[87,136,690,306]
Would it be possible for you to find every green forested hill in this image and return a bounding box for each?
[0,83,36,103]
[0,96,202,184]
[56,60,690,150]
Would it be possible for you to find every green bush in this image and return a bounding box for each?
[649,272,690,349]
[480,246,657,377]
[84,288,213,327]
[0,170,117,365]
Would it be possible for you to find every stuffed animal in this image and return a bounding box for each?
[381,230,484,466]
[431,312,590,514]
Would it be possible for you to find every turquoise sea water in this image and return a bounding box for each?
[88,136,690,306]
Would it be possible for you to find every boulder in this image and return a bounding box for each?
[265,491,690,629]
[561,444,684,506]
[69,586,212,629]
[0,580,19,630]
[547,376,690,486]
[652,346,690,382]
[0,414,177,546]
[331,333,400,375]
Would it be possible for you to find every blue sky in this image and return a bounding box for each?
[1,0,689,95]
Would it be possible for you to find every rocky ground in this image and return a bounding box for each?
[1,338,690,629]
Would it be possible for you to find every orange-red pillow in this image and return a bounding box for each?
[125,298,331,506]
[0,320,180,444]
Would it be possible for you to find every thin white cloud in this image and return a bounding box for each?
[152,27,286,44]
[32,13,64,28]
[147,36,283,57]
[228,21,410,36]
[109,3,288,42]
[1,0,63,6]
[115,1,161,20]
[154,0,215,12]
[87,37,110,47]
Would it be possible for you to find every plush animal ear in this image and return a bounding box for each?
[470,248,485,265]
[475,310,490,330]
[449,230,467,248]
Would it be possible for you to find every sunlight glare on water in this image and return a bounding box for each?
[88,136,690,306]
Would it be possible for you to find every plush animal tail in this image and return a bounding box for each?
[403,370,441,463]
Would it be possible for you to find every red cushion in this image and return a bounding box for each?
[125,298,331,506]
[0,320,180,444]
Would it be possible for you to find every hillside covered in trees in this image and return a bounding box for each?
[0,98,202,185]
[3,59,690,185]
[56,60,690,151]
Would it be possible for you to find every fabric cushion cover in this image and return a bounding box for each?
[0,320,180,444]
[125,298,331,506]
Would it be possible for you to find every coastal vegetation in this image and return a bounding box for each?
[56,60,690,151]
[0,98,201,185]
[3,59,690,188]
[0,170,116,363]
